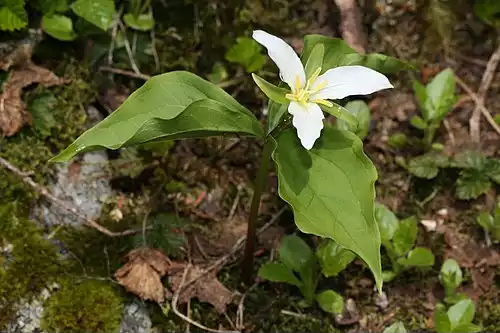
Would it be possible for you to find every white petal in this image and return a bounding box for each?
[288,102,325,150]
[252,30,305,92]
[310,65,393,100]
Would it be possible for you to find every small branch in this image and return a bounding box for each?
[333,0,366,53]
[118,20,144,77]
[469,39,500,143]
[455,75,500,137]
[0,156,143,237]
[100,66,151,81]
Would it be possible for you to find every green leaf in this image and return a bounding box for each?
[387,133,408,149]
[71,0,116,31]
[321,102,358,127]
[339,53,413,74]
[398,247,435,267]
[408,154,446,179]
[316,239,356,277]
[374,203,398,243]
[424,69,457,122]
[382,270,397,282]
[225,36,266,73]
[207,62,228,84]
[439,259,463,291]
[448,299,476,329]
[335,100,371,140]
[123,12,154,31]
[316,289,344,314]
[455,169,491,200]
[41,14,77,41]
[28,93,57,136]
[267,100,288,134]
[272,128,383,290]
[252,74,289,104]
[485,158,500,184]
[51,72,263,162]
[410,115,428,130]
[477,212,494,231]
[0,1,28,31]
[36,0,68,14]
[279,235,314,272]
[451,323,482,333]
[434,304,451,333]
[412,80,428,114]
[258,262,302,288]
[474,0,500,27]
[392,216,417,256]
[451,151,487,169]
[304,44,324,79]
[383,321,408,333]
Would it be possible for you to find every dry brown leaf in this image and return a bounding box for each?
[115,247,172,303]
[168,264,233,313]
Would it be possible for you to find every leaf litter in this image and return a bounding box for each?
[0,38,68,136]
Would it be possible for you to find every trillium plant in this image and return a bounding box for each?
[52,30,405,291]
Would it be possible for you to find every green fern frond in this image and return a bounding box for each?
[0,0,28,31]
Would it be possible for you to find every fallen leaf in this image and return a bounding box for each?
[115,247,172,303]
[168,264,233,313]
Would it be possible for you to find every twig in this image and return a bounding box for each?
[0,156,143,237]
[151,25,161,72]
[100,66,151,80]
[455,75,500,137]
[172,264,240,333]
[235,281,259,330]
[469,40,500,143]
[443,119,455,146]
[228,184,242,221]
[333,0,366,53]
[118,20,144,76]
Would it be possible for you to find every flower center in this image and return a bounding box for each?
[285,67,332,108]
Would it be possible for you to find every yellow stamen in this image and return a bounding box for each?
[285,67,330,109]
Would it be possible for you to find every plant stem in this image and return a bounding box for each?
[241,139,274,284]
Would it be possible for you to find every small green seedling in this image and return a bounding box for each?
[476,197,500,244]
[383,321,407,333]
[474,0,500,27]
[258,235,344,314]
[375,203,435,282]
[433,300,481,333]
[411,68,457,148]
[439,259,467,305]
[334,100,371,140]
[316,238,356,278]
[225,37,267,73]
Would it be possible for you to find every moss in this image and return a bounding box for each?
[41,280,123,333]
[477,299,500,332]
[0,203,66,329]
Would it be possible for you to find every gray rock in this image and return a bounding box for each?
[119,301,153,333]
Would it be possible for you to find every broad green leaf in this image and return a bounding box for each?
[272,128,383,290]
[51,72,263,162]
[374,203,398,243]
[383,321,408,333]
[316,289,344,314]
[485,158,500,184]
[398,247,435,267]
[434,304,451,333]
[336,100,371,140]
[439,259,463,291]
[410,115,428,130]
[412,80,428,113]
[279,235,314,273]
[474,0,500,27]
[387,133,408,149]
[339,53,413,74]
[408,154,445,179]
[36,0,68,14]
[71,0,116,31]
[321,102,358,127]
[304,44,324,79]
[123,12,154,31]
[392,217,417,256]
[225,36,266,73]
[28,93,57,136]
[41,14,77,41]
[316,239,356,277]
[267,100,288,134]
[301,35,356,70]
[252,74,289,104]
[382,270,397,282]
[425,69,457,121]
[451,151,487,169]
[0,1,28,31]
[455,170,491,200]
[451,323,482,333]
[448,299,475,329]
[258,262,302,288]
[477,212,494,231]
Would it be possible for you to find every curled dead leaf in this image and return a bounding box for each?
[168,264,233,313]
[115,247,172,303]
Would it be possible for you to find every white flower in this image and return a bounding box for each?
[252,30,394,150]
